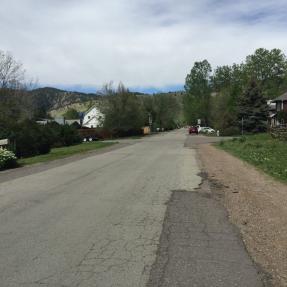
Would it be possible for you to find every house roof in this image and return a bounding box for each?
[272,92,287,102]
[84,105,99,116]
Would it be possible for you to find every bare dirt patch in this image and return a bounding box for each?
[198,144,287,287]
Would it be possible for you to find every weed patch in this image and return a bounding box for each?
[216,133,287,182]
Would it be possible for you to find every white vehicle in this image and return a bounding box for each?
[197,126,205,132]
[199,127,215,134]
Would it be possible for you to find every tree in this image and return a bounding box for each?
[184,60,212,125]
[238,80,268,133]
[102,83,145,133]
[153,93,181,129]
[0,50,25,89]
[63,108,79,119]
[0,50,33,122]
[245,48,287,98]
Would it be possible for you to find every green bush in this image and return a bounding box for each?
[10,120,52,158]
[1,120,81,158]
[239,136,246,143]
[221,126,240,136]
[46,122,81,147]
[0,149,17,170]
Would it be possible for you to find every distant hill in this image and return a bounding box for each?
[1,86,182,120]
[29,87,101,116]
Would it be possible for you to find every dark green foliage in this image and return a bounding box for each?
[141,93,182,131]
[63,108,79,119]
[6,120,53,158]
[0,120,81,158]
[153,93,181,130]
[184,60,212,125]
[238,81,268,133]
[58,125,81,146]
[44,122,81,147]
[102,84,145,133]
[184,48,287,135]
[245,48,287,98]
[277,111,287,123]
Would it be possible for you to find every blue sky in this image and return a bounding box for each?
[1,0,287,93]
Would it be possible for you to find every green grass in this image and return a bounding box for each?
[216,133,287,182]
[18,141,117,166]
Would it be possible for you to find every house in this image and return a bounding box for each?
[82,106,104,128]
[271,92,287,127]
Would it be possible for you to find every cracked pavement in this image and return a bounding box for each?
[147,136,265,287]
[0,131,265,286]
[0,130,201,287]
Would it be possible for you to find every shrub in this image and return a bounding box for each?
[1,120,81,158]
[45,122,81,147]
[239,136,246,143]
[11,120,52,158]
[0,149,17,170]
[221,126,240,136]
[60,125,81,146]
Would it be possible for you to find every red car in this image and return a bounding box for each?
[189,126,198,134]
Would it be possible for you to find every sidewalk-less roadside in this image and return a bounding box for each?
[199,143,287,287]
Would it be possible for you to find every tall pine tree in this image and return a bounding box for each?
[238,80,268,133]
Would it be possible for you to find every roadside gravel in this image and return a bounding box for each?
[198,144,287,287]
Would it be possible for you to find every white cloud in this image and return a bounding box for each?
[1,0,287,90]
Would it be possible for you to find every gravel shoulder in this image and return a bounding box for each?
[198,143,287,287]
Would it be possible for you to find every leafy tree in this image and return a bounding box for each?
[238,80,268,133]
[184,60,212,125]
[102,83,145,132]
[245,48,287,98]
[63,108,79,119]
[210,91,239,135]
[153,93,181,129]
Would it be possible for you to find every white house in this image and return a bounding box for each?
[82,106,104,128]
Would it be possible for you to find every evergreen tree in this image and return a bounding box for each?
[238,80,268,133]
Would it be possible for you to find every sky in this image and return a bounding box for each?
[1,0,287,93]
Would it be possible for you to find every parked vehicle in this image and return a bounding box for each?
[83,136,99,142]
[189,126,198,134]
[200,127,215,134]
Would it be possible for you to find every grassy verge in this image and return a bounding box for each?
[18,141,117,166]
[216,133,287,182]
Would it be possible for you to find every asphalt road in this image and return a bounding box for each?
[0,131,263,287]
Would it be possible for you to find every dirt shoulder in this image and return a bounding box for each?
[198,144,287,287]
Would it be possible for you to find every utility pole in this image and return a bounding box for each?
[241,117,244,136]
